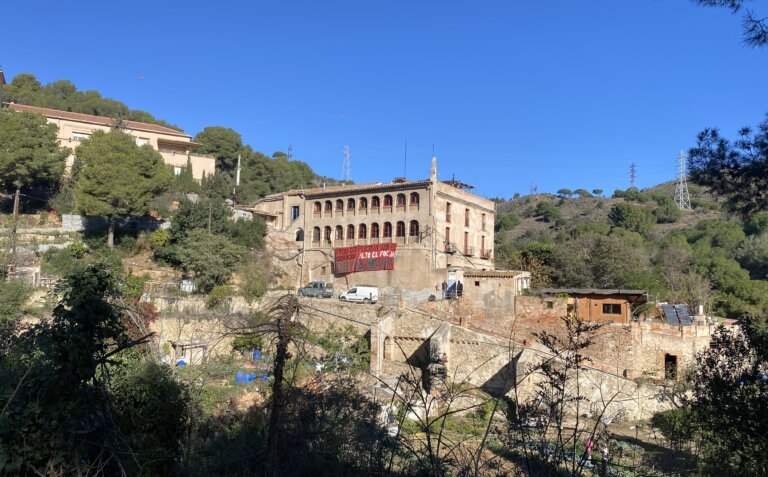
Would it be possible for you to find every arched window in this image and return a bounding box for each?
[347,198,355,210]
[295,228,304,241]
[359,223,367,239]
[383,222,393,238]
[335,199,344,211]
[371,223,380,238]
[383,195,393,207]
[409,220,419,236]
[371,196,380,209]
[313,227,321,242]
[396,193,406,207]
[313,201,322,213]
[359,197,368,209]
[410,192,420,207]
[396,221,406,237]
[347,224,355,240]
[324,201,333,213]
[324,226,332,243]
[335,225,344,241]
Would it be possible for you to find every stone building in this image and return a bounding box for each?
[247,158,497,295]
[536,288,648,324]
[2,102,215,180]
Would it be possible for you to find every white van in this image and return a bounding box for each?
[339,285,379,304]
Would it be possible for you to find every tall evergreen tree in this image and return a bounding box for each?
[74,130,172,247]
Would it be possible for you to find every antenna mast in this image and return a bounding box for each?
[675,151,691,210]
[342,145,352,181]
[630,162,637,189]
[287,144,293,161]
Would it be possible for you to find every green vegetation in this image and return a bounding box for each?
[1,73,180,129]
[688,114,768,217]
[0,109,68,194]
[75,130,172,247]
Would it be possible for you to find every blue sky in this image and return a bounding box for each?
[3,1,766,198]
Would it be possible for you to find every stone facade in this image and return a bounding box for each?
[247,158,497,294]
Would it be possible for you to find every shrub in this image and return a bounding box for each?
[609,203,654,233]
[534,202,562,223]
[653,203,683,223]
[206,284,233,309]
[176,230,246,293]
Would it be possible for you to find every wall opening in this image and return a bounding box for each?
[664,353,678,380]
[383,336,392,360]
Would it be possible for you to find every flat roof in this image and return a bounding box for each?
[463,270,527,278]
[537,288,648,297]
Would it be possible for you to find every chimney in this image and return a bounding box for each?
[430,156,437,182]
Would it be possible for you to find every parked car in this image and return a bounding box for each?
[339,285,379,304]
[298,281,334,298]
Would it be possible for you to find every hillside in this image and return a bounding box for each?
[492,183,768,320]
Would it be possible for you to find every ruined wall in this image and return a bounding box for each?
[630,321,718,379]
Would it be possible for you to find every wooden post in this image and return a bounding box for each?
[9,187,20,275]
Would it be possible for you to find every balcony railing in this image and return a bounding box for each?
[481,249,492,259]
[444,241,456,254]
[463,246,475,256]
[158,148,216,159]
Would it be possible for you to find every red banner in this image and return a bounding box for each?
[334,243,397,274]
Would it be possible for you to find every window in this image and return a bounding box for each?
[314,201,322,213]
[335,225,344,240]
[383,222,392,238]
[383,195,393,207]
[409,220,419,236]
[295,229,304,241]
[71,132,90,141]
[475,281,480,287]
[410,192,420,206]
[464,231,469,254]
[313,227,321,242]
[347,224,355,240]
[602,303,622,315]
[336,199,344,211]
[445,227,450,241]
[446,202,452,223]
[173,166,182,176]
[396,221,406,237]
[324,226,332,242]
[321,266,327,275]
[359,223,367,239]
[396,193,406,207]
[325,201,333,213]
[291,206,300,222]
[359,197,368,209]
[371,196,380,209]
[136,137,150,147]
[371,223,380,238]
[482,213,487,231]
[465,208,470,227]
[347,198,355,210]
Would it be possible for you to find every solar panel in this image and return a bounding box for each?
[662,304,680,325]
[675,304,692,325]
